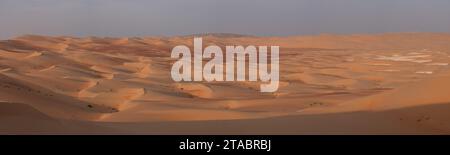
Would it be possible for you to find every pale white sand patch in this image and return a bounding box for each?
[426,63,448,66]
[411,60,433,63]
[407,52,424,55]
[375,55,432,63]
[376,69,401,72]
[415,71,433,74]
[345,58,355,62]
[367,63,391,66]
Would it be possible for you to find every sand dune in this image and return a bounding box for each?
[2,33,450,134]
[173,83,214,99]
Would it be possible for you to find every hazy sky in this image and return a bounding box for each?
[1,0,450,39]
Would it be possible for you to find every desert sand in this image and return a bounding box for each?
[2,33,450,134]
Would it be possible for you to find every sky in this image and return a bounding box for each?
[1,0,450,39]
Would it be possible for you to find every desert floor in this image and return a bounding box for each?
[1,33,450,134]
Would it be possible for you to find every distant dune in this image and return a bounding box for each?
[2,33,450,134]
